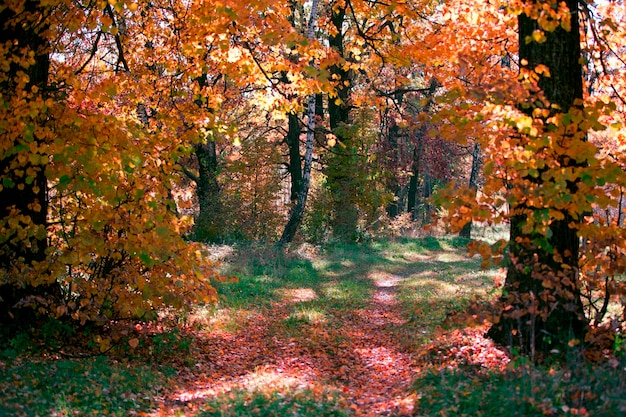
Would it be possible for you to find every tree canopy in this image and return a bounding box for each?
[2,0,626,356]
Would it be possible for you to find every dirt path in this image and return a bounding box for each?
[336,272,417,416]
[148,271,420,416]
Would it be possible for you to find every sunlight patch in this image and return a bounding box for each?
[204,244,236,262]
[323,283,349,300]
[187,307,261,333]
[404,278,460,300]
[290,307,326,324]
[278,288,318,303]
[254,274,277,283]
[369,271,405,288]
[400,252,434,262]
[238,366,313,391]
[435,252,468,262]
[372,290,398,307]
[173,365,315,404]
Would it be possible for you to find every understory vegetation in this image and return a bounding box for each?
[1,237,624,416]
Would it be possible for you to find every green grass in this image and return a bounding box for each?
[2,236,624,416]
[0,356,165,416]
[413,359,626,416]
[199,388,352,416]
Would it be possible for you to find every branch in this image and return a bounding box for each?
[104,3,129,72]
[180,164,199,184]
[74,30,103,75]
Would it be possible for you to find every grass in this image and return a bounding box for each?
[1,236,624,416]
[0,355,165,416]
[413,359,626,416]
[199,388,352,416]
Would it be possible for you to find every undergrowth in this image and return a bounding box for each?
[1,237,624,416]
[413,359,626,416]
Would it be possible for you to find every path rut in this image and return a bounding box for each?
[150,272,419,416]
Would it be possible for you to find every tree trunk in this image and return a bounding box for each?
[326,5,359,241]
[459,143,481,239]
[191,140,222,241]
[385,120,403,218]
[488,0,588,357]
[407,144,420,221]
[286,112,303,203]
[277,0,321,247]
[279,95,317,246]
[0,0,58,323]
[408,78,437,222]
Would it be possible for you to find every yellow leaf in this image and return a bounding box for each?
[531,30,547,43]
[534,64,550,76]
[101,15,113,27]
[99,338,111,353]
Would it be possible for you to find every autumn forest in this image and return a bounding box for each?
[1,0,626,415]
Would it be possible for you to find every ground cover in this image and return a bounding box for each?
[1,237,624,416]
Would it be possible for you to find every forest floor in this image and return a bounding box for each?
[1,237,625,416]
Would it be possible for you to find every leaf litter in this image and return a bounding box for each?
[142,268,508,416]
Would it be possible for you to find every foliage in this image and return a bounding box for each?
[0,356,164,416]
[432,0,626,354]
[2,238,625,416]
[414,359,626,416]
[220,129,286,242]
[1,0,225,327]
[199,388,352,417]
[301,174,334,243]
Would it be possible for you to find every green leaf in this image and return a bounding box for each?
[23,124,35,142]
[59,175,71,186]
[155,226,170,238]
[138,252,154,267]
[2,178,15,188]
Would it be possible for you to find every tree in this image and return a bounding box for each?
[279,0,322,246]
[324,2,360,241]
[0,0,58,321]
[435,0,626,357]
[0,0,230,327]
[459,143,481,239]
[486,0,589,356]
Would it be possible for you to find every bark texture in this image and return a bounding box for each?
[0,0,58,323]
[488,0,588,356]
[326,5,359,241]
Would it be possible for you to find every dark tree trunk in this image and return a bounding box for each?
[407,134,423,221]
[326,5,359,241]
[279,97,317,246]
[277,0,320,247]
[459,143,481,239]
[407,78,437,222]
[407,152,419,220]
[286,112,303,203]
[385,121,402,218]
[488,0,588,357]
[0,0,58,323]
[191,140,222,241]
